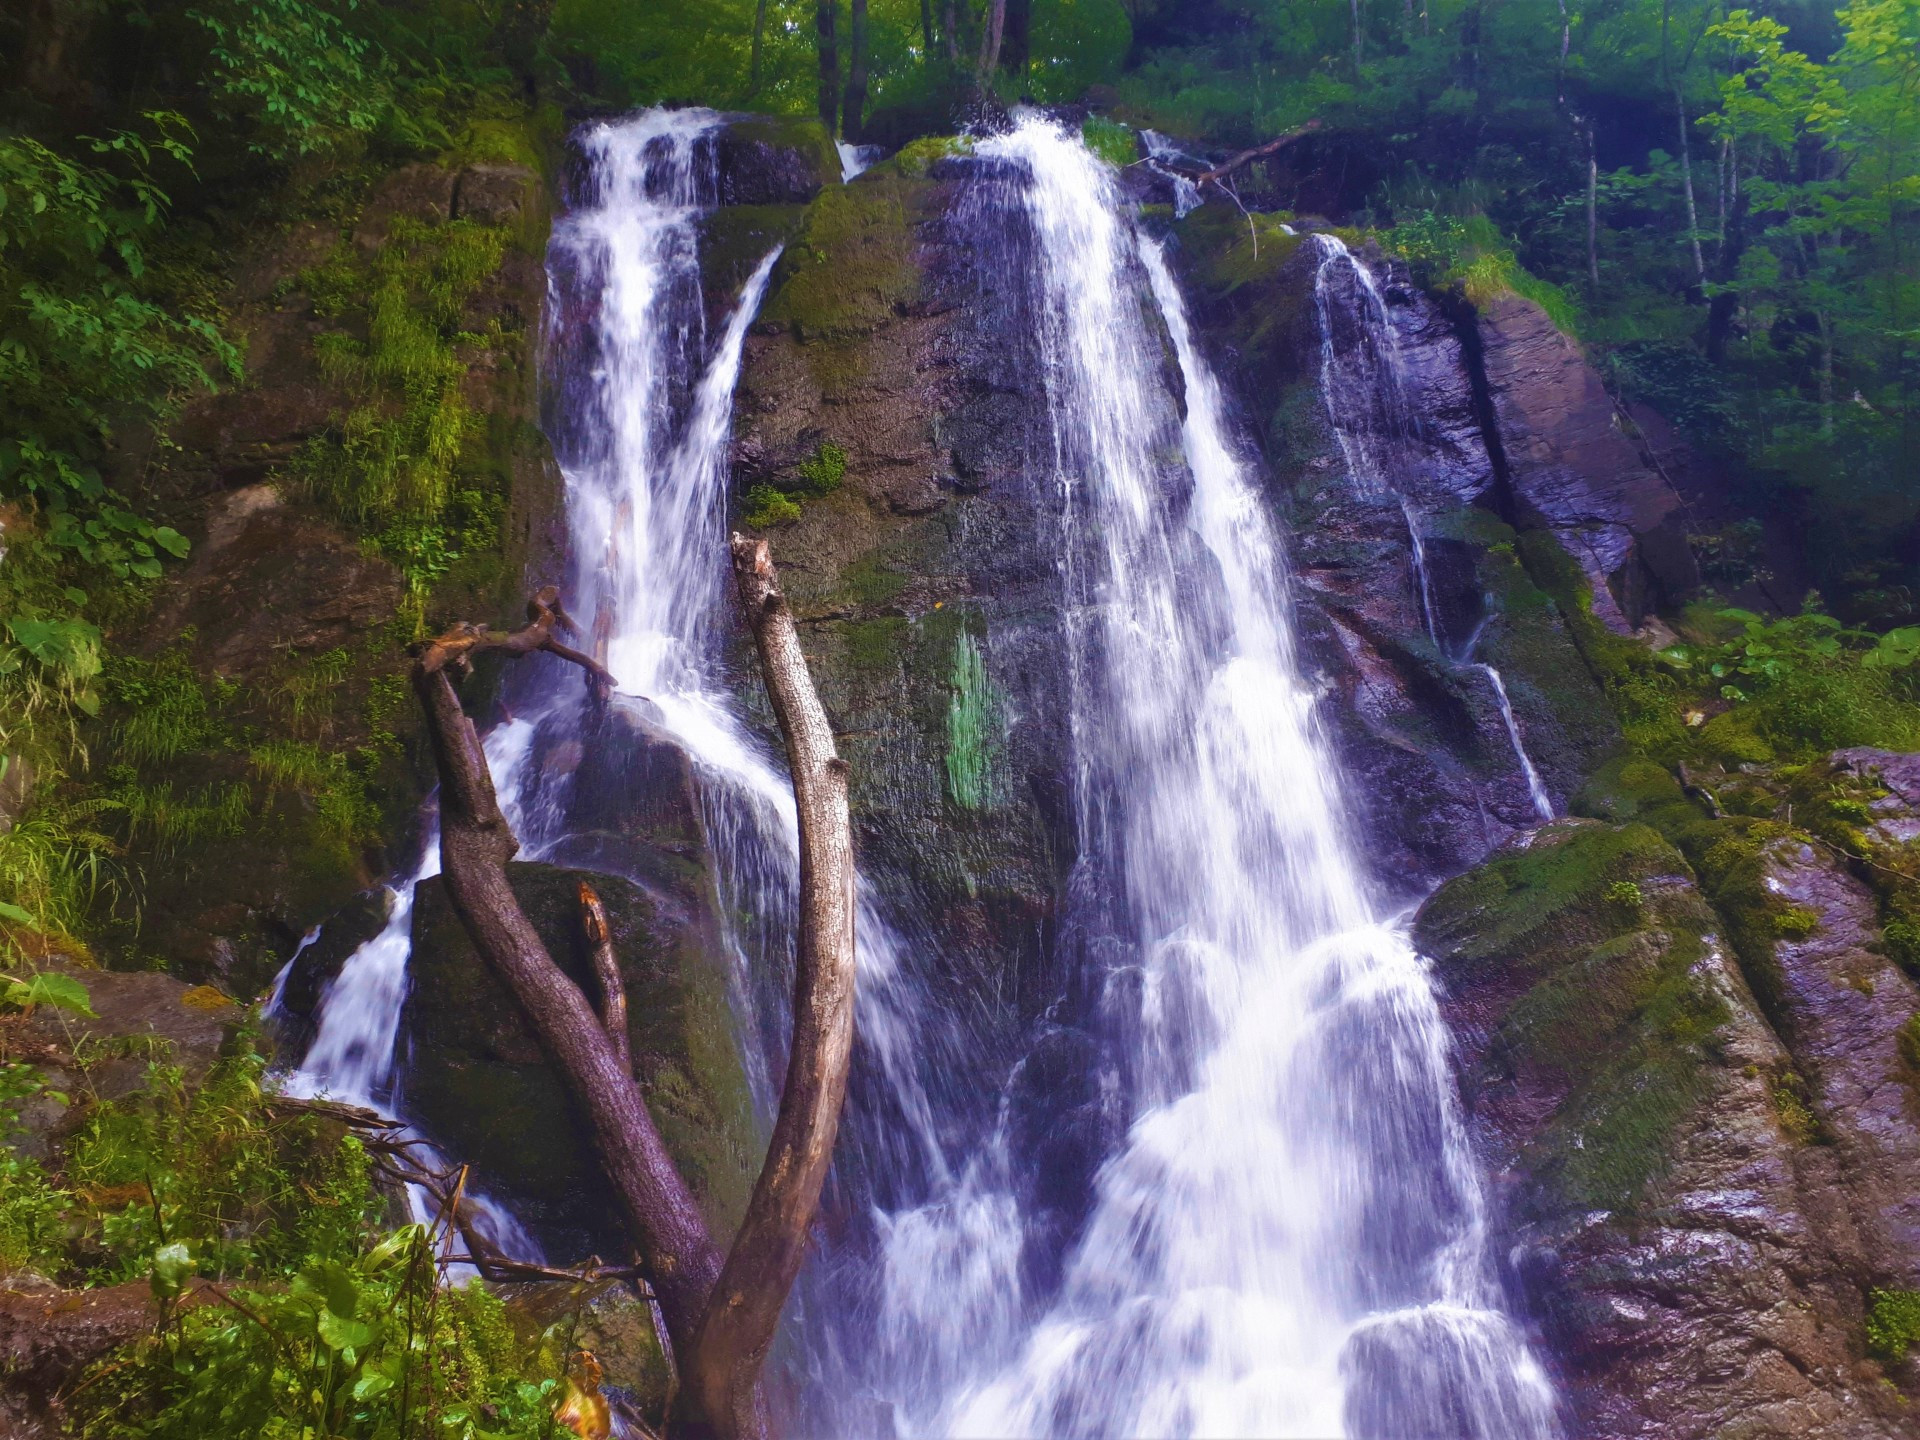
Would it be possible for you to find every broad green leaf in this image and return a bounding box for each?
[317,1308,376,1352]
[22,971,95,1017]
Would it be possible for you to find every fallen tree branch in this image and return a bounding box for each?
[681,539,858,1440]
[411,558,858,1440]
[580,881,632,1076]
[413,586,615,700]
[1194,120,1321,186]
[411,620,725,1368]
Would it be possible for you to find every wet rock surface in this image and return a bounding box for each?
[1421,802,1920,1437]
[1163,215,1618,889]
[402,862,757,1262]
[1475,293,1698,631]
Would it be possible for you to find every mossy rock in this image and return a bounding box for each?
[1420,819,1732,1212]
[760,172,923,392]
[403,862,758,1262]
[716,115,839,204]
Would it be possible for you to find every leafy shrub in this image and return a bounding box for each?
[190,0,393,163]
[1868,1287,1920,1363]
[741,485,800,528]
[1661,608,1920,756]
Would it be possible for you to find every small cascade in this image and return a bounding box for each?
[1403,496,1442,647]
[1141,129,1204,218]
[1317,235,1558,824]
[1476,664,1555,822]
[837,140,882,182]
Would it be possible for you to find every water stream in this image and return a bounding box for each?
[1314,234,1557,824]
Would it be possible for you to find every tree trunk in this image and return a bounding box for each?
[942,0,958,62]
[683,537,859,1440]
[841,0,868,143]
[921,0,935,61]
[1586,120,1600,295]
[410,572,859,1440]
[1350,0,1364,72]
[750,0,769,96]
[579,881,631,1076]
[1003,0,1032,79]
[1674,87,1707,286]
[977,0,1007,85]
[816,0,839,136]
[410,626,722,1368]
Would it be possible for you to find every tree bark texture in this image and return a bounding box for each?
[977,0,1007,84]
[1002,0,1031,78]
[579,881,631,1077]
[841,0,869,142]
[683,537,859,1440]
[750,0,769,95]
[816,0,839,135]
[410,600,723,1373]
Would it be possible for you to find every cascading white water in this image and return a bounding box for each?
[1476,664,1555,822]
[1316,234,1557,824]
[856,115,1560,1439]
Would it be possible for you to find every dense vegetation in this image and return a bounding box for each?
[3,0,1919,1426]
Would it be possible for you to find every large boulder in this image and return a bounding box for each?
[1476,293,1698,630]
[401,862,758,1263]
[716,116,839,206]
[1420,813,1910,1438]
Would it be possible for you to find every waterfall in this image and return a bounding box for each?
[1315,234,1557,824]
[849,114,1560,1439]
[1477,664,1555,822]
[289,106,1561,1435]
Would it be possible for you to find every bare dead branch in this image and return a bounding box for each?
[579,881,632,1076]
[681,539,859,1440]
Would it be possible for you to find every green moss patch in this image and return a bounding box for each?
[762,175,921,392]
[1421,818,1735,1212]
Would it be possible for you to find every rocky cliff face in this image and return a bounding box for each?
[1420,753,1920,1437]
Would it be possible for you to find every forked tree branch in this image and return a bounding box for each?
[681,538,858,1439]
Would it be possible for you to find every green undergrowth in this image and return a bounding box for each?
[292,214,517,634]
[1382,212,1581,336]
[0,1021,573,1437]
[1420,819,1730,1212]
[738,439,849,529]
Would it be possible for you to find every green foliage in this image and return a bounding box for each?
[892,134,973,178]
[0,116,232,752]
[1383,212,1579,334]
[740,484,801,528]
[0,797,128,951]
[1081,116,1138,170]
[1661,607,1920,755]
[0,1061,72,1273]
[944,631,1001,810]
[296,216,510,631]
[0,969,96,1017]
[189,0,393,162]
[1604,880,1645,912]
[1867,1287,1920,1362]
[794,440,848,496]
[0,1043,575,1438]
